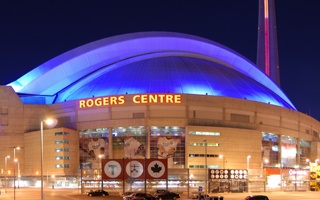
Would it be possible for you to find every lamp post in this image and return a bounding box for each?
[13,147,20,200]
[247,155,251,170]
[40,118,57,200]
[203,140,207,194]
[293,165,299,191]
[17,160,20,188]
[98,154,103,190]
[4,155,10,192]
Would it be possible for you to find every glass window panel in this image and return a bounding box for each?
[150,126,185,168]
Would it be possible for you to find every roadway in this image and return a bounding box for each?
[1,187,320,200]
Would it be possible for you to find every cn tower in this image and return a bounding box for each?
[257,0,280,86]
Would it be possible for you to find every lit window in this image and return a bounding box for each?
[189,131,220,136]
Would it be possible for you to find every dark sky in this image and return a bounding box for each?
[1,1,320,121]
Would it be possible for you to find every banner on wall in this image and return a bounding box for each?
[102,159,167,180]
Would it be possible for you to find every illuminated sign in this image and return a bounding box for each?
[209,169,248,180]
[79,94,182,108]
[102,159,168,180]
[289,169,307,176]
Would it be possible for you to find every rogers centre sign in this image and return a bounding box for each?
[79,94,182,108]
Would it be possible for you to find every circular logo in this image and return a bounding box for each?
[104,160,122,178]
[148,161,165,178]
[126,160,143,178]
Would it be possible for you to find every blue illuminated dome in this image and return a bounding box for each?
[8,32,296,110]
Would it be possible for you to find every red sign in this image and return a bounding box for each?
[145,158,167,179]
[102,159,124,180]
[123,159,145,180]
[102,159,167,180]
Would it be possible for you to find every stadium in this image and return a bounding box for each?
[1,1,320,195]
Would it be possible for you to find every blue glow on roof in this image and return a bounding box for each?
[8,32,296,110]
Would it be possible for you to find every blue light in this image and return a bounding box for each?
[7,32,296,110]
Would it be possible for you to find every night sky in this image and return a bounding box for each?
[0,1,319,121]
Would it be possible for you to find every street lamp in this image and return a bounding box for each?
[98,154,103,190]
[247,155,251,170]
[203,140,207,194]
[4,155,10,191]
[13,147,20,200]
[40,118,57,200]
[17,160,20,188]
[294,165,299,191]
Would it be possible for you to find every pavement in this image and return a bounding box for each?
[1,187,320,200]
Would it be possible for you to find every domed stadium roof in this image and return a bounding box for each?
[8,32,296,110]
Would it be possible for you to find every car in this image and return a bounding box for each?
[244,195,269,200]
[154,191,180,200]
[124,192,156,200]
[188,194,224,200]
[135,193,156,200]
[121,192,135,197]
[87,189,109,197]
[123,192,136,200]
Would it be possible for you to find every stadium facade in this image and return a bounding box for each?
[1,1,320,194]
[1,31,319,193]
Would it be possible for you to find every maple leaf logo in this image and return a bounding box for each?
[151,163,162,173]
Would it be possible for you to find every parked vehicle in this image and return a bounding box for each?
[188,194,224,200]
[120,192,135,197]
[123,193,136,200]
[244,195,269,200]
[154,191,180,199]
[87,189,109,197]
[124,192,156,200]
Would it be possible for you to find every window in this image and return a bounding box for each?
[56,156,70,160]
[189,154,219,157]
[189,131,220,136]
[55,140,70,144]
[56,156,63,160]
[55,148,69,152]
[189,142,219,147]
[55,132,70,136]
[189,165,219,169]
[150,126,185,168]
[262,132,279,167]
[55,164,70,168]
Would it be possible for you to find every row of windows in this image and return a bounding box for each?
[55,140,70,144]
[55,132,70,136]
[56,156,70,160]
[189,154,219,158]
[189,142,219,147]
[189,165,219,169]
[189,131,220,136]
[56,164,70,168]
[55,148,70,152]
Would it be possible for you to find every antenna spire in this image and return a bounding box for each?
[257,0,280,86]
